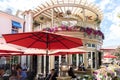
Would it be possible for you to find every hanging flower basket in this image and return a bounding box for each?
[85,27,93,35]
[42,25,105,39]
[33,20,40,27]
[66,10,71,15]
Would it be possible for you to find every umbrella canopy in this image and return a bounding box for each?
[2,31,83,49]
[0,49,23,55]
[0,44,20,51]
[23,48,52,55]
[2,31,83,75]
[103,54,117,58]
[49,48,87,56]
[0,44,23,55]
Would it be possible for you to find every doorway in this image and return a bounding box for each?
[54,56,59,72]
[32,55,37,74]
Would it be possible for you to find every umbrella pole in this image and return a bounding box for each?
[46,50,49,77]
[46,33,49,77]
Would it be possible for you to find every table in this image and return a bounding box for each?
[57,76,71,80]
[74,69,92,75]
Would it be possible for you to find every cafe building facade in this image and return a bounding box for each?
[22,0,104,74]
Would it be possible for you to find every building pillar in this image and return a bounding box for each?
[91,52,93,68]
[65,55,67,63]
[76,54,79,67]
[83,52,87,68]
[49,56,54,70]
[44,55,46,75]
[59,55,61,65]
[21,56,26,65]
[21,10,34,72]
[70,55,72,65]
[23,10,33,32]
[95,51,98,69]
[37,56,41,74]
[51,8,54,27]
[82,8,85,27]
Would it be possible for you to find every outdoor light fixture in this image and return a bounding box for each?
[66,10,71,15]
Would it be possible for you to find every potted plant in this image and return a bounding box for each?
[94,18,101,25]
[33,20,40,27]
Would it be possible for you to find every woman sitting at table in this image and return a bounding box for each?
[78,63,86,71]
[68,67,76,78]
[46,69,58,80]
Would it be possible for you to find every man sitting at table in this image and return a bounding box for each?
[68,66,76,79]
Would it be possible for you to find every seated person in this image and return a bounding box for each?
[78,63,86,71]
[0,68,5,80]
[9,70,17,80]
[68,67,76,78]
[46,69,58,80]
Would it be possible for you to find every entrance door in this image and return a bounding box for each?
[79,54,83,65]
[72,54,76,66]
[92,52,95,68]
[41,56,44,73]
[98,52,102,68]
[32,55,37,75]
[54,56,59,72]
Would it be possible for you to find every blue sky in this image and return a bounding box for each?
[0,0,120,48]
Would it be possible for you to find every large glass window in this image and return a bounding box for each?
[61,21,77,26]
[92,52,95,68]
[11,20,22,34]
[79,54,83,64]
[54,56,59,72]
[88,52,91,68]
[12,27,19,34]
[0,56,10,71]
[72,54,76,66]
[87,43,91,47]
[92,44,96,48]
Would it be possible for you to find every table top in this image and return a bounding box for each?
[57,76,71,80]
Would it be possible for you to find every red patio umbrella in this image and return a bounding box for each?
[2,31,83,75]
[103,54,117,58]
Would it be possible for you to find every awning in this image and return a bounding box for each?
[12,21,22,28]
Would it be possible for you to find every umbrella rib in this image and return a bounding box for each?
[27,33,50,48]
[51,35,83,47]
[6,35,36,43]
[25,33,47,48]
[31,33,47,42]
[27,40,38,48]
[50,35,72,49]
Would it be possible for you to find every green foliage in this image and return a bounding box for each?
[107,72,111,77]
[94,18,101,25]
[11,56,19,64]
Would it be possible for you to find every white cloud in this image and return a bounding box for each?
[98,0,111,10]
[110,7,120,23]
[102,6,120,46]
[0,0,48,14]
[105,6,120,39]
[87,0,96,3]
[108,24,120,40]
